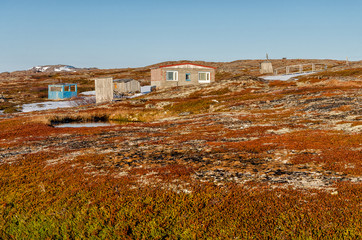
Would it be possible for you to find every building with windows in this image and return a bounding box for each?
[48,83,77,100]
[151,63,216,89]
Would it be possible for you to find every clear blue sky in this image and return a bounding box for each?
[0,0,361,72]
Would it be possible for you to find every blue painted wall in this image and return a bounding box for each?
[48,84,77,100]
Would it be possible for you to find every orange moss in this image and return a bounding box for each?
[334,105,353,112]
[292,149,362,175]
[269,80,297,88]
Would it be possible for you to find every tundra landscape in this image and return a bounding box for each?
[0,59,361,239]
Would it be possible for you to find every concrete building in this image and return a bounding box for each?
[48,83,77,100]
[151,63,216,89]
[114,79,140,94]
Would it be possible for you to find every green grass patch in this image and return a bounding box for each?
[2,106,22,114]
[165,99,214,114]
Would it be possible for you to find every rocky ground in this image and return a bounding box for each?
[0,62,361,193]
[0,60,361,238]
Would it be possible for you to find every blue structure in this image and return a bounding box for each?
[48,83,77,100]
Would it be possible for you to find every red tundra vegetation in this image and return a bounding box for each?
[0,60,361,238]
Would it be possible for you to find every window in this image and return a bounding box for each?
[198,72,210,83]
[166,71,178,81]
[186,73,191,81]
[50,86,62,92]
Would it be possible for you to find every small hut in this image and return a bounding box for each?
[260,54,274,74]
[94,78,141,104]
[48,83,77,100]
[260,62,274,74]
[114,79,140,93]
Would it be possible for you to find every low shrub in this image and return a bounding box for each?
[3,106,22,114]
[165,99,214,114]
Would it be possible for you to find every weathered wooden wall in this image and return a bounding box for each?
[95,78,113,103]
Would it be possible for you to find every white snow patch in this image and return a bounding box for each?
[262,72,314,81]
[80,91,95,96]
[54,66,75,72]
[32,66,50,72]
[30,65,76,72]
[128,93,145,98]
[21,101,73,112]
[19,95,96,113]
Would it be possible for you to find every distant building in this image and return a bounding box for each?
[141,85,156,94]
[260,62,273,74]
[48,83,77,100]
[151,63,216,89]
[114,79,140,94]
[94,78,141,104]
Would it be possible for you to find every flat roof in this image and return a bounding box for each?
[157,63,216,69]
[48,83,77,86]
[113,79,136,83]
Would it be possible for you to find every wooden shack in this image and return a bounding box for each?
[48,83,77,100]
[94,78,141,104]
[114,79,140,93]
